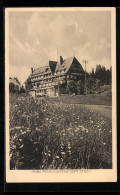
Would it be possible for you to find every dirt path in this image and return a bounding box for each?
[79,104,112,119]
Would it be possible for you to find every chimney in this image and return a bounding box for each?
[31,68,34,74]
[60,56,63,65]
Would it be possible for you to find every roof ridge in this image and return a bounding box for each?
[34,60,57,71]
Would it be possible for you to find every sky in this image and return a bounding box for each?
[8,10,111,84]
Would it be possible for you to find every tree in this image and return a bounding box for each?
[94,65,111,85]
[9,83,19,93]
[9,83,15,93]
[66,80,77,95]
[19,86,26,94]
[87,78,100,94]
[25,78,32,91]
[90,68,95,78]
[76,80,84,95]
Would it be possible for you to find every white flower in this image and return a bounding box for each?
[56,156,59,159]
[102,142,106,145]
[19,144,24,148]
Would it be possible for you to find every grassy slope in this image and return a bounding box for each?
[47,92,111,106]
[47,85,112,106]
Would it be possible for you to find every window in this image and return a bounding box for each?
[67,75,69,78]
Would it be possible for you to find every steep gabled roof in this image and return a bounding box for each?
[32,66,47,75]
[55,57,84,74]
[32,61,57,76]
[55,57,74,73]
[32,61,50,75]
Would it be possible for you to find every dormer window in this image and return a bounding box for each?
[45,67,49,72]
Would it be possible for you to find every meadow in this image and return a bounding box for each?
[10,94,112,169]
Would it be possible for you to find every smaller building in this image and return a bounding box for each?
[9,77,21,93]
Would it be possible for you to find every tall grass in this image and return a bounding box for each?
[10,94,112,169]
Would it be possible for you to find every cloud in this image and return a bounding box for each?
[9,10,111,83]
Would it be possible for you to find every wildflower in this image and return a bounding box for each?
[21,131,26,134]
[75,127,80,132]
[86,130,88,133]
[63,133,66,136]
[12,145,16,149]
[19,144,24,148]
[81,137,83,140]
[102,142,106,145]
[67,128,72,131]
[61,152,65,155]
[81,126,85,131]
[46,118,49,121]
[55,156,59,159]
[36,128,41,131]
